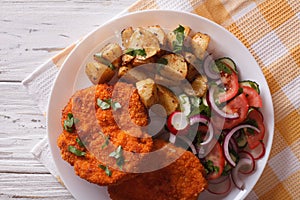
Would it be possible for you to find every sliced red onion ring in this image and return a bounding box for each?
[245,142,266,160]
[203,54,220,80]
[238,151,256,174]
[207,175,232,195]
[229,138,238,153]
[178,135,197,155]
[224,125,260,167]
[209,86,239,119]
[208,175,229,184]
[232,158,254,190]
[189,114,213,146]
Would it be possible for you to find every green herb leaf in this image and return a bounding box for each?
[109,145,125,170]
[111,101,122,111]
[97,98,121,111]
[101,135,110,149]
[157,57,168,65]
[64,113,77,133]
[68,145,86,156]
[97,99,111,110]
[172,25,185,53]
[76,138,85,147]
[173,25,185,34]
[94,53,116,70]
[125,48,147,57]
[98,164,112,177]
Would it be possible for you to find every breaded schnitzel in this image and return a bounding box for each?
[57,82,153,185]
[108,139,208,200]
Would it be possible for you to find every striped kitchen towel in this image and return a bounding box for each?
[23,0,300,199]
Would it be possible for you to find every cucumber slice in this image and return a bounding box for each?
[216,57,238,74]
[202,95,208,106]
[236,130,248,149]
[239,80,260,94]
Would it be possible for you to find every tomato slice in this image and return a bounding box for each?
[242,86,263,108]
[245,109,265,149]
[205,141,225,180]
[217,67,239,103]
[212,93,249,130]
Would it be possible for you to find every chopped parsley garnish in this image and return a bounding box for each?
[76,138,85,147]
[156,57,168,65]
[238,87,244,94]
[125,48,147,57]
[64,113,79,133]
[98,132,110,149]
[97,98,121,111]
[109,145,125,170]
[68,145,86,157]
[172,25,185,53]
[204,160,219,174]
[98,165,112,177]
[94,53,116,70]
[245,118,259,134]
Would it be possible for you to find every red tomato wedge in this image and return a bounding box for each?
[242,86,263,108]
[217,67,239,103]
[212,93,249,130]
[245,109,265,149]
[206,141,225,180]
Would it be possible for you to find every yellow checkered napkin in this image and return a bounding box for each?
[23,0,299,199]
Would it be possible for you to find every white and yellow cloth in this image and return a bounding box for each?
[23,0,300,199]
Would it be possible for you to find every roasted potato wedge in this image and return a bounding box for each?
[128,27,160,60]
[146,25,167,47]
[184,75,208,97]
[191,32,210,59]
[132,56,156,67]
[136,78,158,108]
[94,43,122,68]
[184,52,201,81]
[85,62,115,84]
[167,25,191,51]
[157,85,179,115]
[158,54,187,81]
[118,66,132,78]
[121,68,148,83]
[121,26,134,49]
[154,74,180,87]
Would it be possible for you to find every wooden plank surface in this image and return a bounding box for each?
[0,0,136,199]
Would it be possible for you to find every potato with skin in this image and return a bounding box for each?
[159,54,187,81]
[94,43,123,68]
[146,25,167,47]
[184,75,208,97]
[118,66,132,78]
[85,62,115,84]
[156,85,179,115]
[184,51,201,82]
[128,27,160,60]
[191,32,210,59]
[136,78,158,108]
[167,25,191,51]
[121,27,134,49]
[154,74,179,87]
[119,67,148,83]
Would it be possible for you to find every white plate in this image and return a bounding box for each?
[47,10,274,200]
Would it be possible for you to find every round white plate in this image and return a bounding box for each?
[47,10,274,200]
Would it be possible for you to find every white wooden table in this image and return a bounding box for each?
[0,0,136,198]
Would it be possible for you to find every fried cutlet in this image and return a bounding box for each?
[108,139,208,200]
[57,82,153,186]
